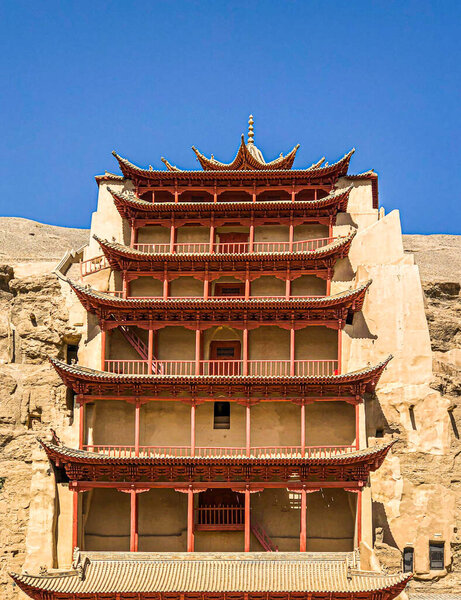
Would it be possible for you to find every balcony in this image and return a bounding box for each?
[104,359,339,377]
[133,237,334,255]
[82,444,356,458]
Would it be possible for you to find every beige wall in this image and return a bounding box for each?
[83,488,130,551]
[305,402,356,446]
[138,490,187,552]
[292,275,326,296]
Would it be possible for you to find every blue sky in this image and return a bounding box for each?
[1,1,460,233]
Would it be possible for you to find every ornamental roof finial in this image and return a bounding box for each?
[248,114,254,145]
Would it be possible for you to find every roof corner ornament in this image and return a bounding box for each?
[248,114,254,145]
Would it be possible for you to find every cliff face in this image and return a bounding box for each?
[0,222,459,599]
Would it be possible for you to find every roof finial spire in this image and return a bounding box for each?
[248,114,254,145]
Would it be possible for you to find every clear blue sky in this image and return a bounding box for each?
[1,1,460,233]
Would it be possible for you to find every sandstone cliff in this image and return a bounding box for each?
[0,220,459,599]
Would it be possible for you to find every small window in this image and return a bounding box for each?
[214,402,230,429]
[345,309,354,325]
[375,429,384,438]
[67,344,79,365]
[429,541,444,570]
[403,547,414,572]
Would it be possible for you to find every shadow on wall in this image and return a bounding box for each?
[365,394,397,439]
[372,500,399,549]
[336,212,358,229]
[333,257,355,281]
[344,313,377,340]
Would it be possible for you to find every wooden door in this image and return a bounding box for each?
[218,232,249,253]
[209,340,241,375]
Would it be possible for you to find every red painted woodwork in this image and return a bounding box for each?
[300,488,307,552]
[187,488,194,551]
[251,515,278,551]
[209,341,241,375]
[244,488,250,551]
[217,232,249,254]
[214,283,245,297]
[72,490,78,550]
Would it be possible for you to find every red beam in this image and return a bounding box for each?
[73,481,361,491]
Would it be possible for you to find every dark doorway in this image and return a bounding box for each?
[196,489,244,530]
[209,340,241,375]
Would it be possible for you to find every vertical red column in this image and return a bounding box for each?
[78,399,84,450]
[300,403,306,455]
[246,404,251,457]
[122,272,128,299]
[300,487,307,552]
[290,326,295,376]
[130,491,138,552]
[163,267,169,299]
[100,327,106,371]
[130,221,137,248]
[249,216,254,253]
[195,329,201,375]
[285,269,291,299]
[244,486,251,552]
[357,489,362,545]
[134,402,140,457]
[289,216,294,252]
[245,268,250,300]
[326,268,332,296]
[242,326,248,376]
[187,487,194,552]
[190,404,196,456]
[328,215,333,240]
[209,216,215,253]
[355,402,360,450]
[148,328,154,375]
[169,220,176,253]
[337,326,342,374]
[291,187,296,202]
[72,490,78,550]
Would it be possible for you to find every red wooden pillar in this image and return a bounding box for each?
[203,276,209,299]
[134,402,140,457]
[190,404,196,455]
[195,329,201,375]
[285,269,291,299]
[290,326,295,376]
[122,272,128,299]
[100,328,106,371]
[246,404,251,457]
[328,215,333,240]
[300,487,307,552]
[209,216,215,253]
[289,216,294,252]
[163,272,169,299]
[249,216,255,253]
[169,220,176,253]
[148,329,154,375]
[213,186,218,203]
[130,221,137,248]
[244,486,251,551]
[187,487,194,551]
[174,184,179,203]
[79,400,84,450]
[291,187,296,202]
[130,490,138,552]
[72,490,78,550]
[300,402,305,455]
[357,489,362,545]
[355,402,360,450]
[337,326,342,374]
[245,269,250,299]
[326,268,332,296]
[242,327,248,376]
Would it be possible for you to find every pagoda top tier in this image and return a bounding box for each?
[110,116,355,184]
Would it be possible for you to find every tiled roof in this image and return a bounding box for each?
[40,439,394,465]
[94,231,356,263]
[112,149,355,180]
[68,279,371,311]
[50,355,392,386]
[108,185,352,213]
[11,551,410,595]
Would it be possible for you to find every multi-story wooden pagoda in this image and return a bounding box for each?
[11,117,410,600]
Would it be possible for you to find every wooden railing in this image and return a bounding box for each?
[104,359,338,377]
[105,292,324,300]
[133,237,334,255]
[195,506,244,529]
[82,444,356,458]
[80,255,110,277]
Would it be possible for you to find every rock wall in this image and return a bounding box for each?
[0,220,459,600]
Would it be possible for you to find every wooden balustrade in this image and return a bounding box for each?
[105,293,324,300]
[195,506,245,529]
[132,237,334,255]
[82,444,356,458]
[104,359,338,377]
[79,255,110,277]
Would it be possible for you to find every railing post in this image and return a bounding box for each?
[300,486,307,552]
[244,485,250,552]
